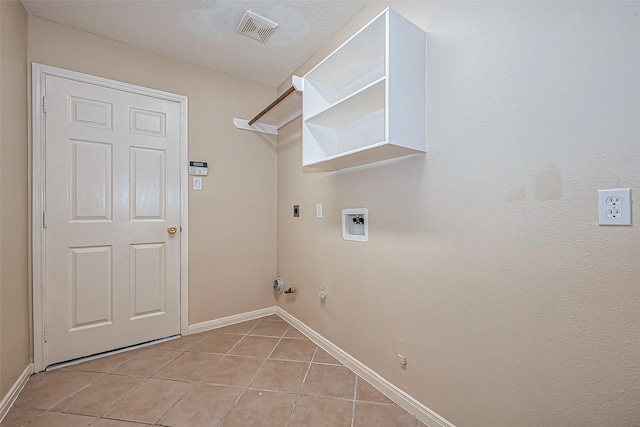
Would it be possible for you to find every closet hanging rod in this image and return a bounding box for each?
[248,85,297,125]
[233,75,303,135]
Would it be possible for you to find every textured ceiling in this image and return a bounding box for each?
[21,0,369,87]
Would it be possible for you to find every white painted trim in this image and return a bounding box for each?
[31,63,189,371]
[0,364,33,423]
[233,118,278,135]
[275,307,455,427]
[292,75,304,91]
[188,307,277,335]
[179,93,189,337]
[31,64,46,373]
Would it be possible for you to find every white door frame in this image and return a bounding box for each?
[31,63,189,372]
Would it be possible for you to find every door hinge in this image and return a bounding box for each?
[42,96,48,113]
[43,211,47,228]
[44,324,48,342]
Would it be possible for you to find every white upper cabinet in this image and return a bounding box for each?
[301,8,426,170]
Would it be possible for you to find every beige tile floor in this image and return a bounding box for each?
[2,316,426,427]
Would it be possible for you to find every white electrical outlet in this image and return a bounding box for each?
[598,188,631,225]
[316,204,323,219]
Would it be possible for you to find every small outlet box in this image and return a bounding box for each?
[598,188,631,226]
[293,205,300,217]
[397,353,409,369]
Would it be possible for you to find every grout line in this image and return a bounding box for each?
[198,327,253,357]
[284,392,301,427]
[294,392,366,404]
[194,380,246,389]
[189,329,253,398]
[22,371,104,417]
[245,333,290,338]
[93,415,156,426]
[219,387,247,423]
[309,360,344,366]
[284,340,317,427]
[248,332,287,383]
[31,315,393,427]
[351,375,358,427]
[96,375,152,418]
[302,346,318,385]
[92,350,192,422]
[217,328,288,425]
[153,380,197,425]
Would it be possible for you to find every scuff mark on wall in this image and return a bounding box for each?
[506,187,527,201]
[535,165,562,201]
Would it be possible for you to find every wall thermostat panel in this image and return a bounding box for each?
[189,161,208,176]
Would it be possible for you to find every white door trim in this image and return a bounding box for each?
[31,63,189,372]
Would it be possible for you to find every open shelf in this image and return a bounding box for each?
[300,8,426,171]
[304,14,385,91]
[305,78,385,128]
[304,60,385,118]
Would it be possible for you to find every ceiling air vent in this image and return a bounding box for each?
[236,10,278,44]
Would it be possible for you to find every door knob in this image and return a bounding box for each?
[167,225,178,235]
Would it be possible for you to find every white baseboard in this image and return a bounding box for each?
[188,306,277,335]
[275,307,455,427]
[188,305,454,426]
[0,363,34,423]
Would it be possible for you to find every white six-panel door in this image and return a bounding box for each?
[43,74,183,366]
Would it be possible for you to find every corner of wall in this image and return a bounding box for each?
[0,0,31,400]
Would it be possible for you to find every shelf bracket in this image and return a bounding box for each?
[233,118,278,135]
[234,75,303,136]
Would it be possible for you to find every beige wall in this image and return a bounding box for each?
[28,16,278,325]
[0,0,30,397]
[277,1,640,426]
